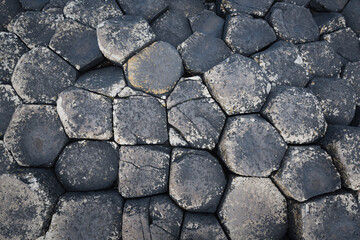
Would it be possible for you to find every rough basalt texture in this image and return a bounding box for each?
[0,0,23,31]
[117,0,168,22]
[310,0,348,12]
[217,0,274,17]
[0,84,21,138]
[189,10,224,38]
[0,140,17,174]
[313,12,346,35]
[342,61,360,105]
[342,0,360,35]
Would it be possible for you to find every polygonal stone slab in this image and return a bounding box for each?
[97,15,155,65]
[0,85,21,138]
[342,0,360,35]
[253,41,310,87]
[63,0,123,28]
[219,114,287,177]
[189,10,224,38]
[167,76,226,150]
[310,0,348,12]
[122,195,183,240]
[0,169,64,240]
[4,104,68,167]
[57,87,112,140]
[272,146,341,202]
[342,61,360,105]
[217,0,274,17]
[266,2,319,43]
[118,145,170,198]
[9,11,64,49]
[308,78,357,125]
[168,0,204,17]
[288,193,360,240]
[313,12,346,35]
[49,19,104,71]
[218,176,288,240]
[113,95,168,145]
[204,54,271,115]
[45,191,123,240]
[320,125,360,190]
[169,148,227,213]
[12,47,77,104]
[261,86,327,144]
[55,140,118,191]
[0,0,23,31]
[124,41,184,97]
[0,32,28,83]
[177,32,232,74]
[117,0,168,22]
[75,66,126,97]
[150,10,192,47]
[322,28,360,62]
[0,141,17,174]
[223,14,276,56]
[298,41,344,78]
[20,0,49,10]
[44,0,71,9]
[180,213,227,240]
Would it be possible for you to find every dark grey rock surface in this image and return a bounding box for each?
[118,145,170,198]
[342,0,360,35]
[117,0,168,22]
[168,0,204,17]
[0,85,21,138]
[278,0,311,5]
[342,61,360,105]
[189,10,224,38]
[217,0,274,17]
[169,148,226,213]
[0,141,17,174]
[4,104,68,167]
[0,0,23,31]
[313,12,346,35]
[310,0,348,11]
[20,0,49,11]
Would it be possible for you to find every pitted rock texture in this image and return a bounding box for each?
[19,0,49,11]
[0,141,17,174]
[117,0,168,22]
[309,0,348,11]
[0,0,23,31]
[0,84,21,138]
[217,0,274,17]
[342,61,360,105]
[313,12,346,35]
[189,10,224,38]
[342,0,360,35]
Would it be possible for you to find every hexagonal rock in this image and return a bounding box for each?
[219,114,287,177]
[252,41,309,87]
[308,78,357,125]
[169,148,226,213]
[45,191,123,240]
[320,125,360,190]
[49,19,104,71]
[342,0,360,35]
[0,0,22,31]
[167,77,226,149]
[217,0,274,17]
[261,86,327,144]
[322,28,360,62]
[0,169,64,240]
[0,141,17,174]
[313,12,346,35]
[0,85,21,138]
[113,95,168,145]
[310,0,348,11]
[4,104,68,167]
[177,32,232,74]
[97,15,155,65]
[117,0,168,22]
[55,140,118,191]
[204,54,271,115]
[124,41,184,96]
[288,193,360,240]
[218,176,288,240]
[9,11,64,49]
[63,0,123,29]
[57,87,112,140]
[223,14,277,56]
[189,10,224,38]
[12,47,77,104]
[273,146,341,202]
[266,2,319,43]
[118,145,170,198]
[122,195,183,240]
[168,0,204,17]
[150,10,192,47]
[0,32,28,83]
[342,61,360,105]
[180,213,227,240]
[75,66,126,97]
[298,41,344,77]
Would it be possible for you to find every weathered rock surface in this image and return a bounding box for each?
[0,169,64,240]
[217,0,274,17]
[117,0,168,22]
[168,0,204,17]
[118,145,170,198]
[261,86,327,144]
[0,141,17,174]
[342,61,360,105]
[342,0,360,35]
[0,85,21,138]
[57,87,112,140]
[169,148,226,212]
[278,0,311,5]
[20,0,49,11]
[12,47,77,104]
[189,10,224,38]
[313,12,346,35]
[45,191,123,240]
[218,176,288,240]
[204,54,271,115]
[219,114,287,177]
[97,15,155,65]
[4,104,68,167]
[0,0,23,31]
[272,146,341,202]
[310,0,348,11]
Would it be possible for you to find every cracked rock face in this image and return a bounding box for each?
[117,0,168,22]
[118,145,170,198]
[217,0,274,17]
[168,0,204,17]
[261,86,327,144]
[45,191,123,240]
[310,0,348,11]
[0,141,17,174]
[169,148,226,213]
[218,176,288,240]
[0,169,64,240]
[189,10,224,38]
[0,0,23,31]
[219,114,287,177]
[0,84,21,138]
[313,12,346,35]
[4,104,68,167]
